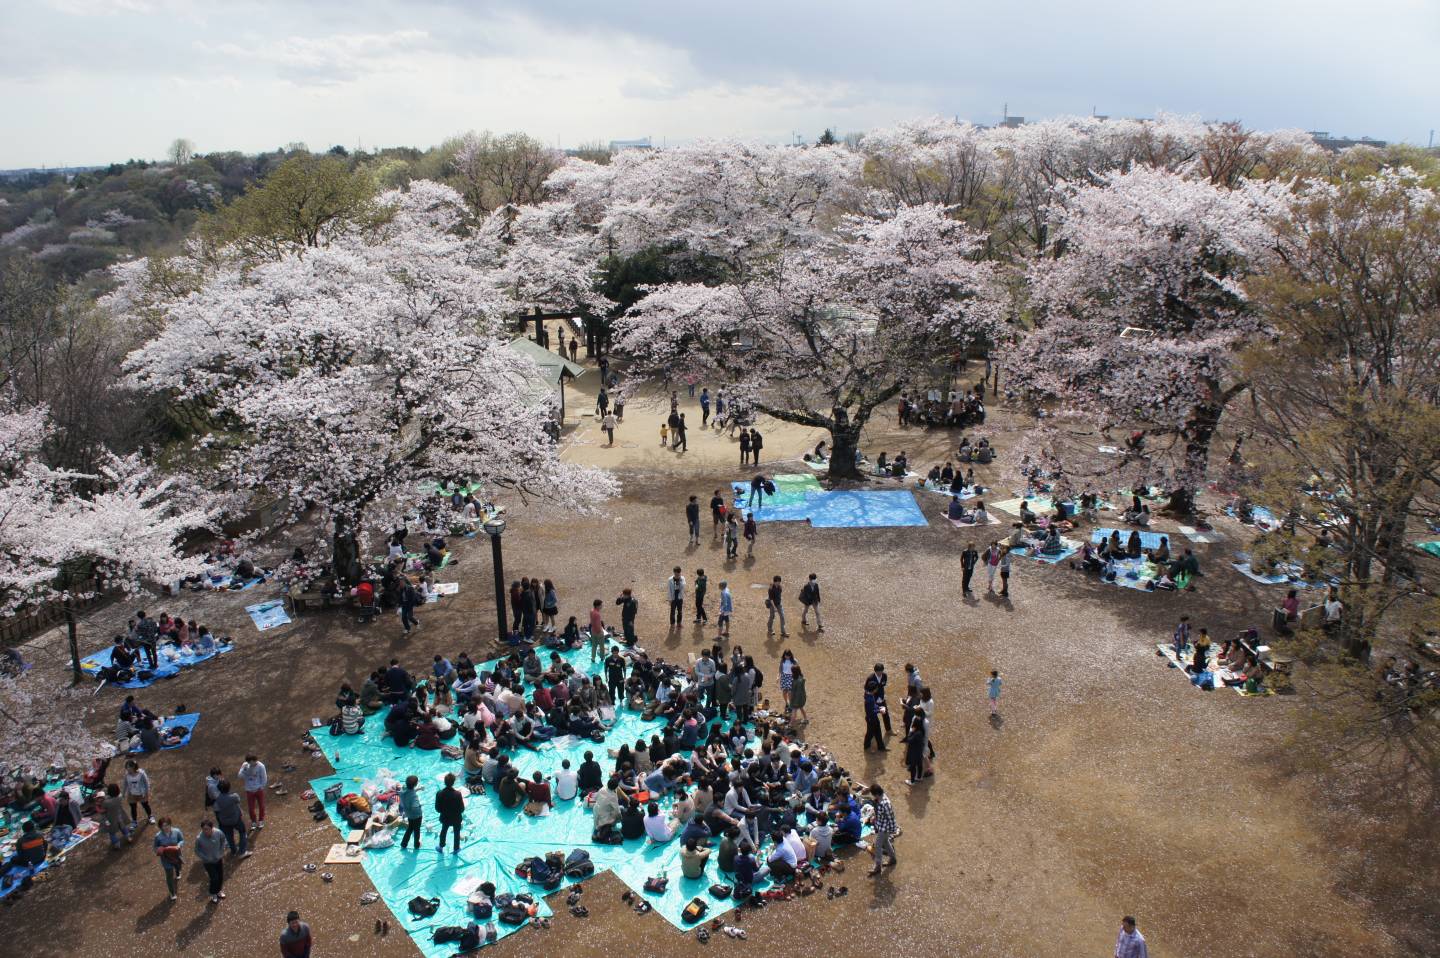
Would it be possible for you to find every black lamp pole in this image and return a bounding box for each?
[484,519,508,644]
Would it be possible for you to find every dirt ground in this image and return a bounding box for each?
[4,351,1429,958]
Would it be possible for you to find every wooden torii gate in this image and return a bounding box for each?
[520,307,609,359]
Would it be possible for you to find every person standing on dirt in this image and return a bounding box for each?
[694,568,709,625]
[799,573,823,632]
[667,409,682,449]
[596,387,609,418]
[700,388,711,427]
[685,495,702,545]
[750,428,764,464]
[766,576,788,637]
[960,543,979,596]
[239,755,268,830]
[863,679,886,751]
[279,910,313,958]
[399,577,421,635]
[739,428,752,466]
[568,338,578,363]
[602,411,617,446]
[725,513,740,559]
[667,567,686,628]
[196,819,227,904]
[871,663,893,736]
[615,588,639,646]
[717,580,733,635]
[743,512,758,557]
[1114,916,1149,958]
[710,489,726,538]
[154,817,184,901]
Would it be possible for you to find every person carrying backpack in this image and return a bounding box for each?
[799,573,823,633]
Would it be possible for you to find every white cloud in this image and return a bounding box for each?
[1,0,1437,167]
[199,29,434,84]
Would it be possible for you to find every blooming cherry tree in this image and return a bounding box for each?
[612,202,1002,478]
[115,182,615,579]
[1003,166,1287,511]
[0,402,208,679]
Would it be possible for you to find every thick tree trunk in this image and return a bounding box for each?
[825,407,865,481]
[332,516,361,583]
[827,426,864,481]
[1165,401,1224,517]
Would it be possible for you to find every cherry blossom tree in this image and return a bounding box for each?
[0,402,208,680]
[612,203,1002,479]
[115,182,615,580]
[1002,166,1287,513]
[0,669,114,777]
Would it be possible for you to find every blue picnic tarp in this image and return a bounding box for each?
[308,646,786,955]
[131,712,201,753]
[81,642,234,689]
[246,600,291,631]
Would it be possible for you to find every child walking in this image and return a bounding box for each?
[987,670,1002,714]
[660,422,669,447]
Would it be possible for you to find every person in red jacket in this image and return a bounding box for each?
[279,910,312,958]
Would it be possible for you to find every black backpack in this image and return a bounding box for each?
[408,896,440,918]
[563,848,594,878]
[456,924,481,951]
[432,925,467,944]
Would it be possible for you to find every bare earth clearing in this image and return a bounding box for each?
[5,362,1428,958]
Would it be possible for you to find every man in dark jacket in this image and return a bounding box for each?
[614,589,638,646]
[384,659,412,702]
[134,610,160,668]
[685,495,701,545]
[863,680,887,752]
[960,543,979,596]
[604,649,627,702]
[399,581,421,634]
[435,772,464,853]
[750,429,764,463]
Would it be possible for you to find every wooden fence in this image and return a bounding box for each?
[0,579,106,648]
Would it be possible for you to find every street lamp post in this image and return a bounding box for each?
[482,517,508,645]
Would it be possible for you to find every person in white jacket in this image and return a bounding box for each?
[238,755,267,829]
[666,567,686,628]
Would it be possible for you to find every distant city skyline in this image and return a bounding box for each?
[2,0,1436,168]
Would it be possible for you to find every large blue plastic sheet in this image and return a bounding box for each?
[731,474,928,528]
[310,647,772,955]
[81,642,234,689]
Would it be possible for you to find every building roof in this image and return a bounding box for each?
[506,336,586,386]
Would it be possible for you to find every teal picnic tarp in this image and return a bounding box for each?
[309,646,773,955]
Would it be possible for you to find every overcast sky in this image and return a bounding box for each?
[3,0,1437,168]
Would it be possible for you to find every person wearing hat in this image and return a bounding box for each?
[279,910,312,957]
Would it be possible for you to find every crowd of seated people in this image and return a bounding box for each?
[926,462,983,496]
[1122,492,1153,527]
[94,614,223,687]
[872,451,909,478]
[957,436,995,464]
[947,496,990,525]
[326,635,873,886]
[901,386,987,429]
